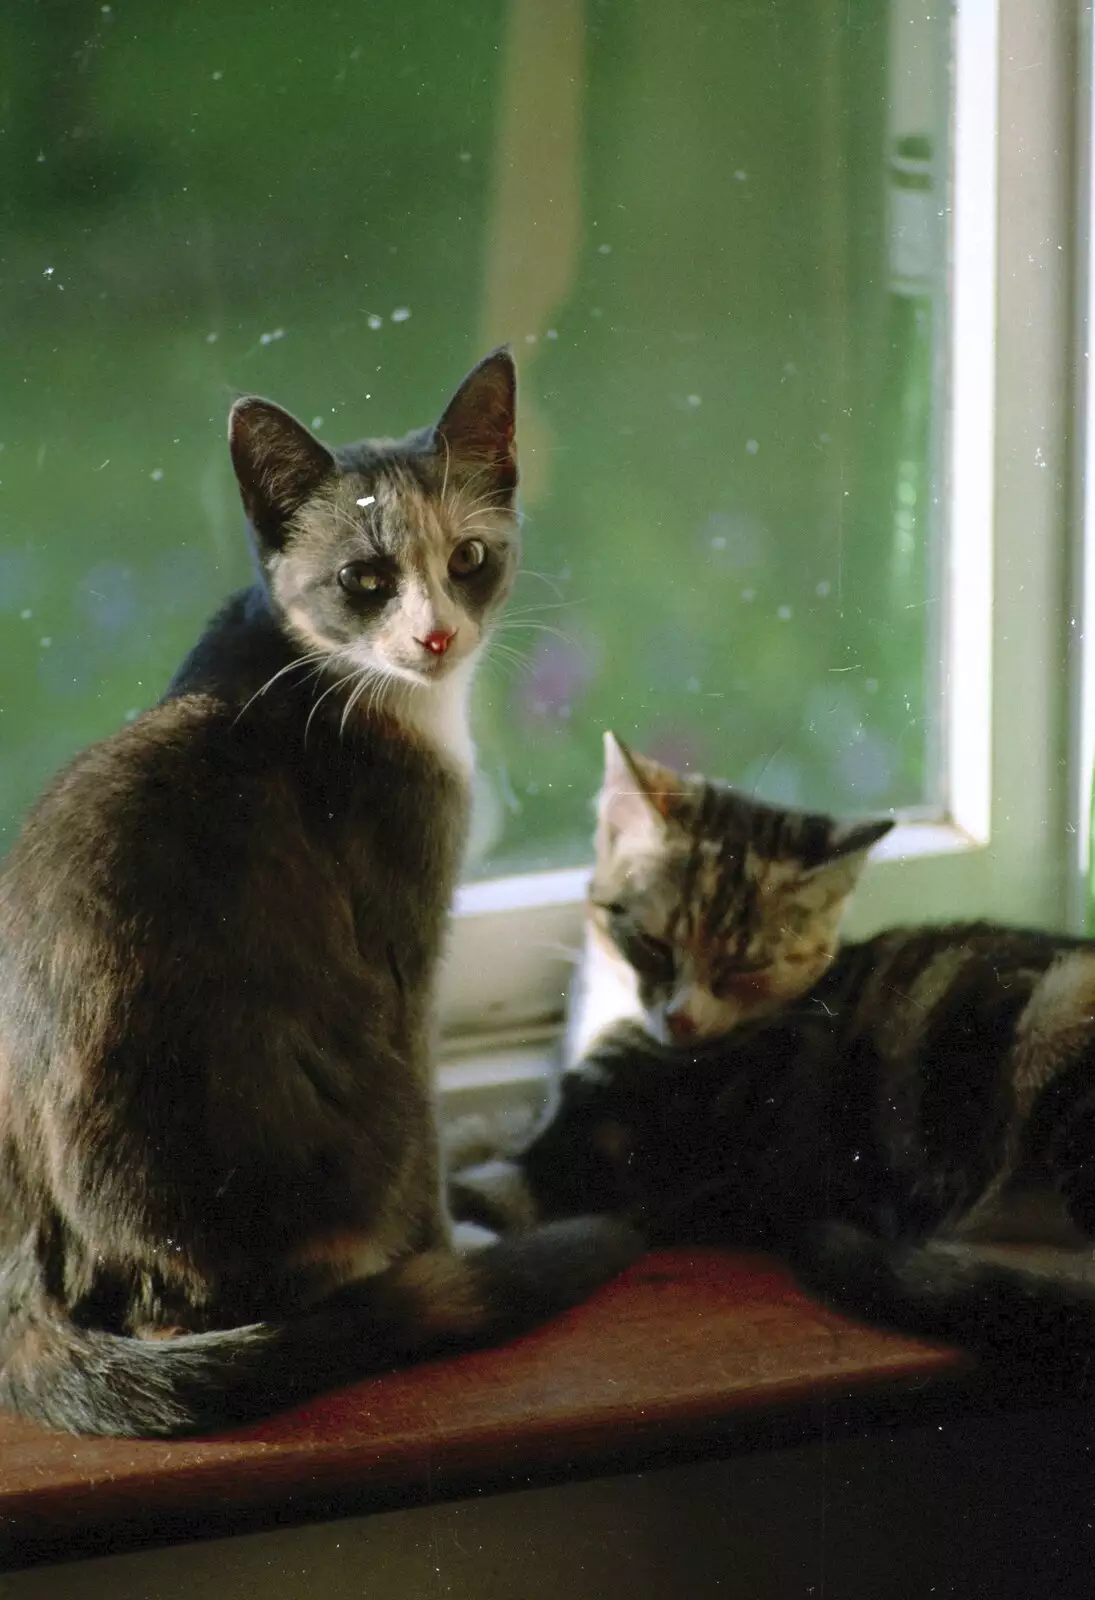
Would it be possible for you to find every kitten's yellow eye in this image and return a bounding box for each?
[338,561,391,596]
[449,538,487,578]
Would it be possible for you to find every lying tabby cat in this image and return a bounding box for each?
[0,354,638,1439]
[450,734,1095,1377]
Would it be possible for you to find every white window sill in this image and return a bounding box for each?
[438,1038,556,1123]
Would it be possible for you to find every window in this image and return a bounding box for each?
[0,1,1083,1051]
[445,0,1084,1043]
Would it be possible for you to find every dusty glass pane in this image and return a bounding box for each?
[0,0,949,877]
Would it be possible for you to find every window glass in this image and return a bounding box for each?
[0,1,950,877]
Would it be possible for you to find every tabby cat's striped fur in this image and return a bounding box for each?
[450,737,1095,1380]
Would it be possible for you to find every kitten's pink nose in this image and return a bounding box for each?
[419,628,456,657]
[666,1009,696,1040]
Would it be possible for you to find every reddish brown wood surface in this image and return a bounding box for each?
[0,1250,968,1568]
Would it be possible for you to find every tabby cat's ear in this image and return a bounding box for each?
[598,732,682,845]
[805,816,894,893]
[229,398,336,552]
[829,818,894,860]
[434,348,518,504]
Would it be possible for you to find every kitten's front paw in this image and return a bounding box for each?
[449,1158,541,1234]
[451,1219,499,1254]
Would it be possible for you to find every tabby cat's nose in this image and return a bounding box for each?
[666,1009,696,1040]
[419,628,456,657]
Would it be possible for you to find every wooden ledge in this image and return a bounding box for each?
[0,1250,973,1571]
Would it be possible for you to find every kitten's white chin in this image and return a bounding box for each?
[564,921,645,1066]
[390,655,478,776]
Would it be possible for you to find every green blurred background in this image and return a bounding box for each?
[0,0,949,877]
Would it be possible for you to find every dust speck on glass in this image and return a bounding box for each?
[0,0,949,880]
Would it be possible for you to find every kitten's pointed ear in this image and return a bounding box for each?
[229,397,336,552]
[806,816,894,893]
[598,732,681,845]
[625,741,688,820]
[435,347,518,503]
[829,817,894,861]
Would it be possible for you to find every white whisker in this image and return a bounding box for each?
[231,652,331,727]
[483,639,533,681]
[517,568,566,602]
[503,598,590,617]
[304,666,358,745]
[494,620,571,643]
[339,669,376,739]
[439,431,452,509]
[486,640,529,666]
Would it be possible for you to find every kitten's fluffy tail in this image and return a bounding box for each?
[796,1223,1095,1387]
[0,1218,639,1438]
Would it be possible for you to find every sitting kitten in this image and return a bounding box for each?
[450,735,1095,1380]
[0,353,638,1439]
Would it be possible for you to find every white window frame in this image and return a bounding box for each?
[441,0,1086,1056]
[1072,0,1095,929]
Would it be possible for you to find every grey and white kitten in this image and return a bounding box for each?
[0,351,638,1439]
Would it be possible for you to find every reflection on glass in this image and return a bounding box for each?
[0,0,949,878]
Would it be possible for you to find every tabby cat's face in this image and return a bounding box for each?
[229,350,519,691]
[590,735,892,1044]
